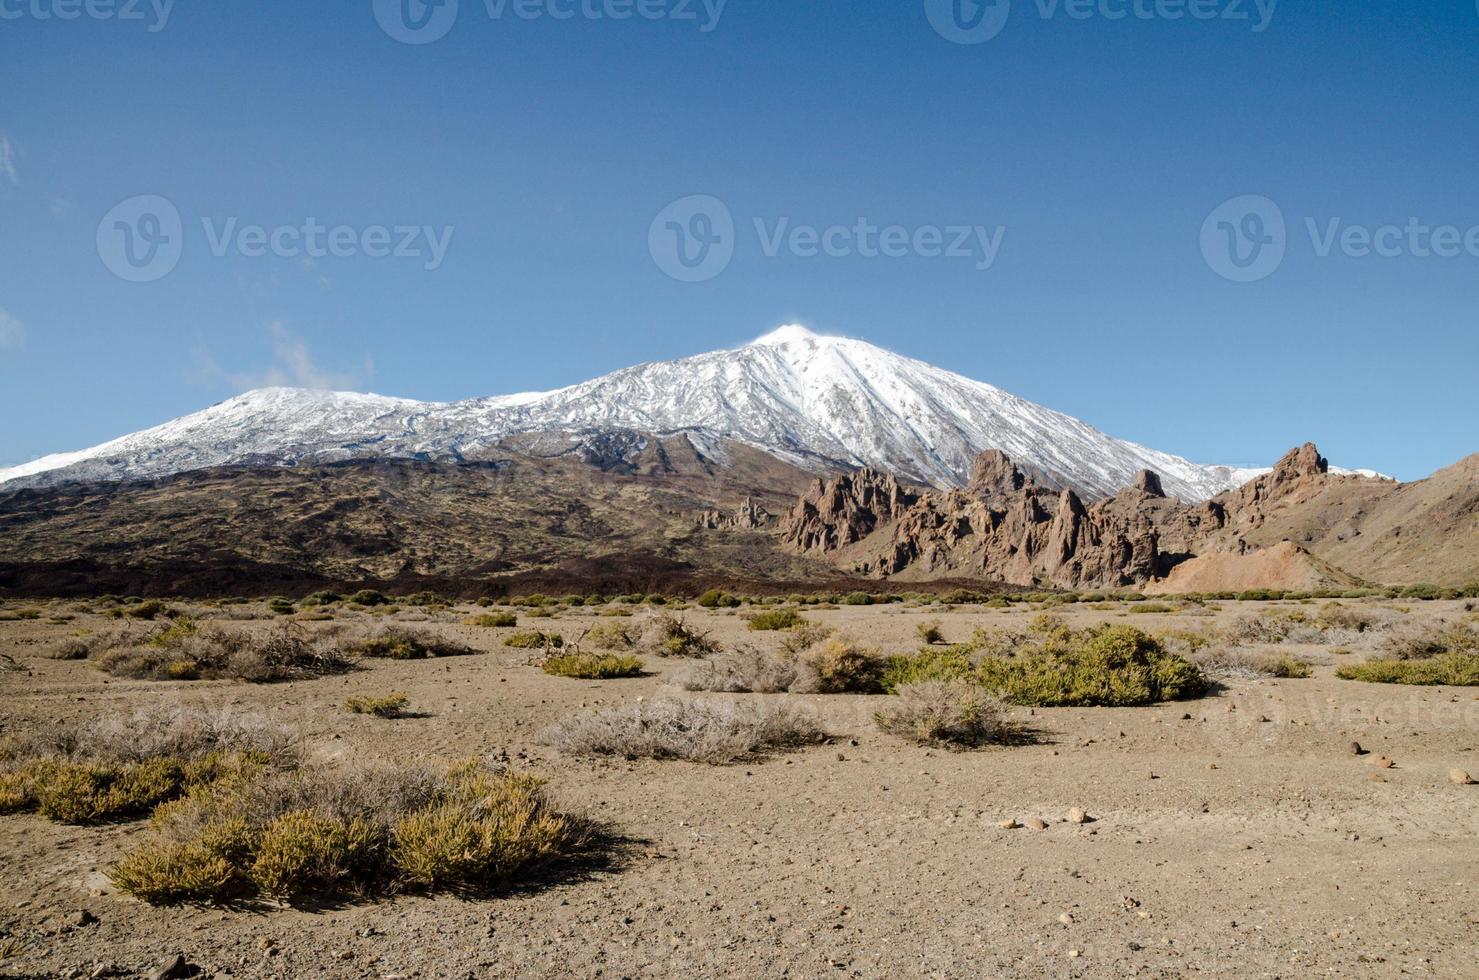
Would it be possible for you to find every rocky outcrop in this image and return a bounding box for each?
[780,471,920,552]
[780,451,1178,589]
[697,496,772,530]
[777,443,1382,591]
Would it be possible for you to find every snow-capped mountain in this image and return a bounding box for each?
[0,325,1272,500]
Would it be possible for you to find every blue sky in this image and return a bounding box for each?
[2,0,1477,480]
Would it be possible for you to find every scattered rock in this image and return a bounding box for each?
[149,955,190,980]
[1067,807,1090,824]
[1367,755,1395,769]
[997,818,1019,830]
[1349,741,1365,756]
[1025,818,1049,831]
[1058,912,1074,925]
[73,909,98,927]
[1450,769,1474,785]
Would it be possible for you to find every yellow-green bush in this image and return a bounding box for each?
[974,625,1205,706]
[345,692,411,718]
[505,630,562,650]
[541,654,643,679]
[250,810,382,899]
[390,767,577,892]
[463,612,517,628]
[1336,654,1479,686]
[746,609,805,631]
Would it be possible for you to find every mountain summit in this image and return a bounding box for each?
[0,326,1268,500]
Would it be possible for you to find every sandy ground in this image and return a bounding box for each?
[1,598,1476,979]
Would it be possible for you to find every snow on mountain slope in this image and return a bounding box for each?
[0,326,1273,501]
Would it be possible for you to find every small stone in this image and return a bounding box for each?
[1058,913,1074,925]
[1349,741,1364,755]
[997,819,1019,830]
[73,909,98,927]
[1450,769,1474,785]
[1368,756,1395,769]
[1025,818,1048,831]
[1206,763,1218,770]
[1067,807,1090,825]
[149,955,189,980]
[1068,949,1081,958]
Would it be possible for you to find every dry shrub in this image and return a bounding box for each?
[0,707,298,825]
[778,622,835,656]
[1193,647,1314,680]
[637,613,718,658]
[875,681,1011,747]
[344,628,475,660]
[537,697,824,764]
[93,622,354,683]
[108,760,582,905]
[915,620,946,645]
[670,647,799,694]
[585,620,638,650]
[1377,621,1479,661]
[463,612,517,628]
[791,636,887,694]
[46,638,91,661]
[345,692,411,718]
[505,630,562,650]
[541,654,644,679]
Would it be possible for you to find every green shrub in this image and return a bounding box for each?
[746,609,805,631]
[696,589,740,608]
[464,612,517,628]
[585,620,637,649]
[974,625,1204,706]
[345,693,411,718]
[390,767,578,892]
[122,600,169,620]
[882,646,975,692]
[541,654,644,679]
[109,761,585,905]
[1336,654,1479,686]
[251,809,382,899]
[504,630,562,650]
[841,591,874,606]
[349,629,474,660]
[347,590,390,607]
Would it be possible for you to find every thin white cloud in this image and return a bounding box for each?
[195,323,372,392]
[0,135,18,186]
[0,310,24,349]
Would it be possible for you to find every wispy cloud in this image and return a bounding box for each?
[194,322,373,392]
[0,309,24,349]
[0,134,18,186]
